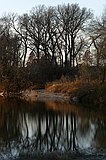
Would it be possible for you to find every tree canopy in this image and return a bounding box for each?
[0,4,106,92]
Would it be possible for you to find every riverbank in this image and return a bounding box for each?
[0,80,106,105]
[22,89,70,102]
[45,80,106,105]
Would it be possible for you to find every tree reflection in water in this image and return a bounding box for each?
[0,98,106,157]
[18,110,78,152]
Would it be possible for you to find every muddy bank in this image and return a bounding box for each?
[21,88,106,106]
[22,89,70,102]
[46,81,106,105]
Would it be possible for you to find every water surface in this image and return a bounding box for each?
[0,98,106,159]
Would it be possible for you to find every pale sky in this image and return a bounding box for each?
[0,0,105,17]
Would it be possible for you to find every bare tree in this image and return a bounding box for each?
[88,8,106,82]
[27,6,46,63]
[10,13,30,67]
[56,4,92,67]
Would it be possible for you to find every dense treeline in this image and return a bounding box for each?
[0,4,106,92]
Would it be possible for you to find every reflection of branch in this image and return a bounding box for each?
[23,112,29,139]
[56,115,63,148]
[73,114,77,151]
[1,110,78,152]
[38,114,42,150]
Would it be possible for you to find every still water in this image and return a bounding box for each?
[0,97,106,159]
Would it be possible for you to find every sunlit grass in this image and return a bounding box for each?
[46,80,87,93]
[46,79,106,105]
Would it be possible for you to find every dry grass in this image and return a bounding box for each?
[46,79,106,104]
[46,80,86,94]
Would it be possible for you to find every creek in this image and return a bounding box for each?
[0,97,106,159]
